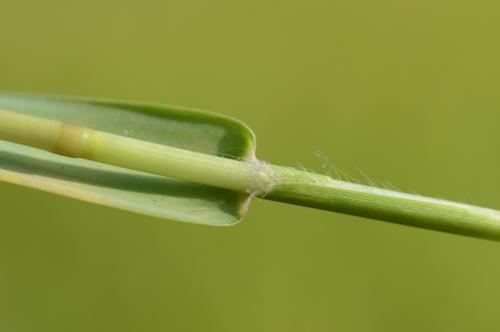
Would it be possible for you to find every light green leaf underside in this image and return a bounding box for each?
[0,94,257,225]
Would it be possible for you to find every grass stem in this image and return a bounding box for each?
[1,108,500,240]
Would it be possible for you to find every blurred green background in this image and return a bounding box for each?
[1,0,500,331]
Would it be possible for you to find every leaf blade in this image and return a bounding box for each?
[0,94,256,225]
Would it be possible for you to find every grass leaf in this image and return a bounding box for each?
[0,93,255,225]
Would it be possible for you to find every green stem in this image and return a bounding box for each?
[267,166,500,240]
[0,108,267,193]
[1,108,500,240]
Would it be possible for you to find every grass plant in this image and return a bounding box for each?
[0,94,499,240]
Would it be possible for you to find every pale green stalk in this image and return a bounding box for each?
[1,108,500,240]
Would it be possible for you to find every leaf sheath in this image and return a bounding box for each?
[267,166,500,240]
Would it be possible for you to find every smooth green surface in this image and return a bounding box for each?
[1,1,500,331]
[0,95,255,225]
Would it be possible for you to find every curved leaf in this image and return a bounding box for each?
[0,94,256,225]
